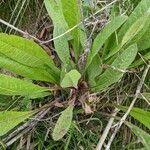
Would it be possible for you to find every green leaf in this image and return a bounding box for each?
[121,10,150,46]
[118,0,150,41]
[126,122,150,150]
[102,32,117,59]
[0,54,57,84]
[0,74,49,98]
[0,34,60,81]
[110,4,120,19]
[117,106,150,129]
[0,34,56,68]
[60,69,81,88]
[0,111,34,136]
[111,0,150,57]
[130,51,150,67]
[136,148,148,150]
[52,105,73,141]
[44,0,71,68]
[94,44,137,91]
[87,55,102,87]
[137,24,150,50]
[85,15,128,69]
[61,0,83,60]
[106,10,150,59]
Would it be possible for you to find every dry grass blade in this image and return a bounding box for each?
[105,63,150,150]
[96,62,150,150]
[1,0,149,149]
[2,100,57,147]
[0,0,118,44]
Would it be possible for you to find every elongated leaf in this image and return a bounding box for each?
[60,69,81,88]
[0,74,49,98]
[0,54,57,83]
[106,10,150,59]
[0,111,34,136]
[126,122,150,150]
[130,51,150,67]
[0,34,60,81]
[121,9,150,45]
[52,105,73,141]
[0,34,55,68]
[117,106,150,129]
[137,148,148,150]
[44,0,71,68]
[136,148,147,150]
[61,0,83,60]
[106,0,150,59]
[110,4,120,19]
[85,15,128,69]
[94,44,137,91]
[87,55,102,87]
[118,0,150,41]
[137,24,150,50]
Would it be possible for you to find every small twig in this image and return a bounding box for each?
[13,0,30,35]
[0,0,118,44]
[3,100,58,146]
[96,90,125,150]
[96,108,120,150]
[0,19,42,43]
[138,52,148,66]
[40,0,118,44]
[140,93,150,106]
[105,63,150,150]
[78,20,98,70]
[3,109,43,142]
[4,107,51,147]
[102,64,136,73]
[5,0,21,32]
[9,0,27,34]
